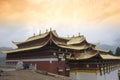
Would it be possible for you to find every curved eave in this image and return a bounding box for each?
[52,38,90,50]
[12,41,21,45]
[94,48,110,53]
[15,30,69,45]
[67,53,120,60]
[0,50,7,54]
[51,30,70,41]
[16,32,50,45]
[68,53,98,60]
[2,39,50,54]
[67,37,85,45]
[57,44,89,50]
[100,54,120,60]
[91,42,100,46]
[2,47,41,54]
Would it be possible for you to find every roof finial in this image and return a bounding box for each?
[50,27,52,31]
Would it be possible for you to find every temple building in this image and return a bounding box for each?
[2,29,120,80]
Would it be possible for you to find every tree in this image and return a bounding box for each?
[115,47,120,56]
[108,50,113,55]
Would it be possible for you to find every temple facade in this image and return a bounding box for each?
[2,29,120,80]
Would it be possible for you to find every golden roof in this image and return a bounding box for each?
[67,36,85,45]
[3,38,89,54]
[68,52,120,60]
[100,54,120,59]
[14,32,49,45]
[68,52,98,60]
[3,29,117,60]
[2,46,42,53]
[2,40,49,54]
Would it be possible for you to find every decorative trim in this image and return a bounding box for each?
[70,70,100,73]
[6,58,65,62]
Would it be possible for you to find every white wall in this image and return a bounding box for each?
[70,69,119,80]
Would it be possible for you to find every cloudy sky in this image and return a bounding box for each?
[0,0,120,48]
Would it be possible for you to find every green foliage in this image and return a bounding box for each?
[108,50,113,55]
[115,47,120,56]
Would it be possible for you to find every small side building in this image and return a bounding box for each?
[67,49,120,80]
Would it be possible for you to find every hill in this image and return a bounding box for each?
[97,44,117,54]
[0,47,12,64]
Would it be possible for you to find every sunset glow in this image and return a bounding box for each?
[0,0,120,48]
[0,0,120,26]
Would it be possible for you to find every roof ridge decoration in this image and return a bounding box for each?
[51,38,90,50]
[15,31,50,45]
[14,30,86,45]
[15,30,69,45]
[51,30,71,40]
[3,29,112,59]
[67,36,85,45]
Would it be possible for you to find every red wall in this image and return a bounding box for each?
[6,60,69,76]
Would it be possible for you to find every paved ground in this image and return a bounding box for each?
[0,68,73,80]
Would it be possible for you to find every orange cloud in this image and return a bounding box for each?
[0,0,120,25]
